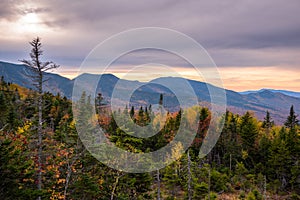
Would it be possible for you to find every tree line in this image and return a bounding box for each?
[1,74,300,199]
[0,38,299,199]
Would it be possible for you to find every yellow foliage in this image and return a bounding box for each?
[242,150,248,160]
[166,142,184,162]
[57,178,66,184]
[98,179,104,185]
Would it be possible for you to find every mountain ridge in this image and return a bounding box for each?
[240,88,300,98]
[1,61,299,124]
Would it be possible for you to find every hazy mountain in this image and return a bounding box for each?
[240,88,300,98]
[0,61,73,97]
[1,61,299,124]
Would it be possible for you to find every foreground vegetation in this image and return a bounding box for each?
[0,77,299,199]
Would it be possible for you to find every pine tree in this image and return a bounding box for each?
[20,37,59,199]
[262,111,274,135]
[0,92,8,128]
[284,105,299,129]
[240,112,258,150]
[130,106,135,119]
[239,112,259,168]
[268,138,292,190]
[159,93,163,106]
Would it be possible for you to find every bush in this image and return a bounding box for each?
[211,169,229,192]
[252,189,262,200]
[289,193,300,200]
[239,190,246,199]
[246,191,256,200]
[206,192,218,200]
[193,182,209,199]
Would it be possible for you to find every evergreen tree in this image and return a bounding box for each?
[239,112,259,168]
[262,111,274,134]
[284,105,299,129]
[268,138,292,190]
[130,106,135,119]
[0,92,8,128]
[240,112,258,150]
[159,93,163,106]
[20,37,59,199]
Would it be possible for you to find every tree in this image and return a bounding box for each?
[95,93,103,107]
[262,111,274,135]
[240,112,258,150]
[130,106,135,119]
[239,112,259,168]
[268,138,292,190]
[159,93,163,106]
[20,37,59,199]
[187,150,192,200]
[0,92,8,128]
[284,105,299,129]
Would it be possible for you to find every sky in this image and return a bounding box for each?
[0,0,299,91]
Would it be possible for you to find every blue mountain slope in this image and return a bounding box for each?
[1,61,299,124]
[0,61,73,97]
[240,89,300,98]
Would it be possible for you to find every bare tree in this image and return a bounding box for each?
[187,150,192,200]
[157,169,161,200]
[20,37,59,200]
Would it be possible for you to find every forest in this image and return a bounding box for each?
[0,38,299,200]
[0,76,299,199]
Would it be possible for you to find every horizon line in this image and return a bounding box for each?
[1,60,300,93]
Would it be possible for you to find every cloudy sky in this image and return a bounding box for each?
[0,0,299,91]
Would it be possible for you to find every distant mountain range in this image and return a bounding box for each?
[0,61,73,96]
[240,89,300,98]
[1,61,299,124]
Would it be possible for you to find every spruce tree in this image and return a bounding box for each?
[262,111,274,134]
[284,105,299,129]
[239,112,259,168]
[20,37,59,199]
[130,106,135,119]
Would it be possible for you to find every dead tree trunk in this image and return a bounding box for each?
[157,169,161,200]
[20,37,59,200]
[187,150,192,200]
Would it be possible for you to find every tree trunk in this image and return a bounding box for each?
[208,166,211,200]
[20,37,59,200]
[229,154,232,172]
[37,74,43,200]
[157,169,161,200]
[187,150,192,200]
[63,160,74,200]
[111,172,122,200]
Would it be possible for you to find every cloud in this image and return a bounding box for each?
[0,0,17,20]
[0,0,300,78]
[219,66,300,91]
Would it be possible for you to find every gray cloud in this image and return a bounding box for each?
[0,0,18,20]
[1,0,300,70]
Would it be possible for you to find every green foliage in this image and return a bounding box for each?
[285,105,299,129]
[0,81,299,199]
[289,193,300,200]
[210,169,229,192]
[246,191,256,200]
[245,189,262,200]
[193,182,209,199]
[239,190,246,199]
[240,112,258,150]
[206,192,218,200]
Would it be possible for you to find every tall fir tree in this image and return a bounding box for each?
[20,37,59,199]
[284,105,299,129]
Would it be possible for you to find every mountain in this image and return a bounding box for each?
[0,61,73,97]
[240,88,300,98]
[1,61,299,124]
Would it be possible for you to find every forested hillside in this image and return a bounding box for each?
[0,77,299,199]
[1,61,300,125]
